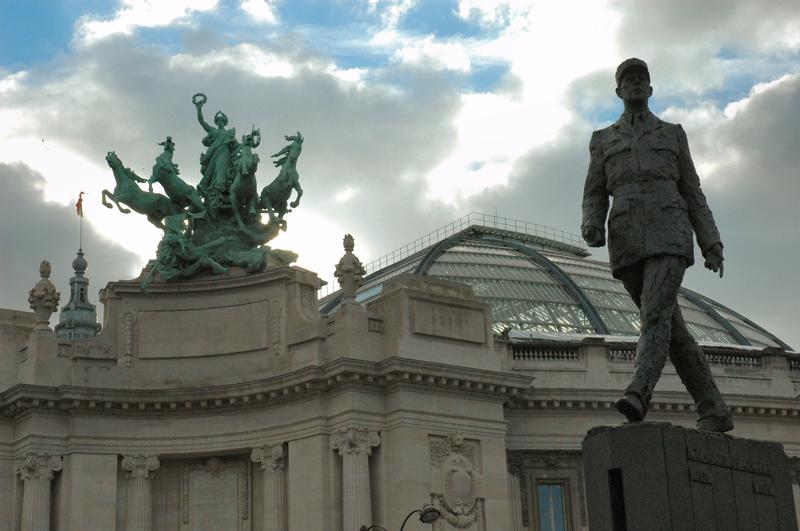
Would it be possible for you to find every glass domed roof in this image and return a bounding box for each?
[319,213,792,351]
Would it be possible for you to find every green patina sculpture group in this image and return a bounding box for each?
[102,93,303,288]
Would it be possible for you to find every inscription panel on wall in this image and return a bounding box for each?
[410,299,486,344]
[138,301,269,358]
[181,458,249,531]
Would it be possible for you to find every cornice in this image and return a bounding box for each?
[0,357,533,419]
[505,390,800,420]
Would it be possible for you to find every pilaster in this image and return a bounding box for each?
[251,443,288,531]
[121,455,159,531]
[15,453,62,531]
[330,428,380,531]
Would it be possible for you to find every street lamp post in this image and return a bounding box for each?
[360,504,440,531]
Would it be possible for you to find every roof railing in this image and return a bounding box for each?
[319,212,585,298]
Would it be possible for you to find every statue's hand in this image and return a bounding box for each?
[583,226,605,248]
[289,200,299,208]
[704,243,724,278]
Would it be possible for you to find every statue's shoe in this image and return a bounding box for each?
[696,413,734,433]
[614,393,645,422]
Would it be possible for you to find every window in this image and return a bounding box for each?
[535,480,570,531]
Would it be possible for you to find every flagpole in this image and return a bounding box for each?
[80,214,83,251]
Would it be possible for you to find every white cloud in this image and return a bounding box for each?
[415,0,619,203]
[724,74,797,118]
[170,44,295,79]
[0,71,28,94]
[395,36,471,72]
[240,0,279,24]
[334,186,357,202]
[75,0,219,45]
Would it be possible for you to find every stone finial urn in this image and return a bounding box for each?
[334,234,366,304]
[28,261,60,330]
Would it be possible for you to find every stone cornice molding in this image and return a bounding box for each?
[103,266,316,298]
[121,455,160,479]
[330,428,380,457]
[1,357,532,418]
[505,391,800,419]
[15,453,62,481]
[251,444,286,470]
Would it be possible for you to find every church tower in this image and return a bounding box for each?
[55,248,101,340]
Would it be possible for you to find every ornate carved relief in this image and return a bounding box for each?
[121,455,160,479]
[430,433,485,530]
[299,285,316,320]
[15,453,63,481]
[430,432,477,470]
[330,428,380,456]
[123,312,136,367]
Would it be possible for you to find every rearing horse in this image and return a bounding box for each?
[259,131,304,229]
[103,151,182,228]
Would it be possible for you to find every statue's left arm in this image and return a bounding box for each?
[676,124,724,274]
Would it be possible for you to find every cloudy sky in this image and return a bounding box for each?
[0,0,798,349]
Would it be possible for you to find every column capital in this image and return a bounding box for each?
[330,428,380,457]
[251,444,286,470]
[121,455,160,480]
[15,453,62,481]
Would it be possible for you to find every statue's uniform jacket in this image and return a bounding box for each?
[581,111,721,277]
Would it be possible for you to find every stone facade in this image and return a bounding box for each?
[0,264,798,530]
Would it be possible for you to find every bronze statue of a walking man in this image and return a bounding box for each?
[581,58,733,432]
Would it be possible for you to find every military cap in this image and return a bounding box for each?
[615,58,649,87]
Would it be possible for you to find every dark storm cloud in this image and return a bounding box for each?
[0,163,141,315]
[1,34,463,259]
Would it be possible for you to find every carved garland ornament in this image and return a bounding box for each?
[271,300,282,353]
[123,312,136,367]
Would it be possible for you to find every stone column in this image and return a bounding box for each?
[330,429,380,531]
[251,444,287,531]
[121,455,160,531]
[15,453,62,531]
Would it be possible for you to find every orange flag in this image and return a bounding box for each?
[76,192,85,217]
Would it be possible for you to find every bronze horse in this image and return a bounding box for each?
[103,151,182,228]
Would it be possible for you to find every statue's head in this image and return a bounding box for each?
[614,58,652,105]
[214,111,228,128]
[159,136,175,152]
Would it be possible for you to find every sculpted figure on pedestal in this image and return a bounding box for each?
[581,58,732,432]
[101,93,305,286]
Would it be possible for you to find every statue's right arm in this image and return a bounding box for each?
[581,131,609,247]
[196,106,213,134]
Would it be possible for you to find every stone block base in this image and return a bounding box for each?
[582,422,798,531]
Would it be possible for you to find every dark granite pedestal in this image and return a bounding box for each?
[583,422,798,531]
